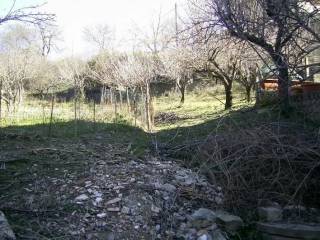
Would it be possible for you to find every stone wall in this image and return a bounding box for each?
[257,204,320,240]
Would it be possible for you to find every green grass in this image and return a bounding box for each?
[0,100,115,127]
[0,87,259,155]
[154,88,253,131]
[2,87,313,155]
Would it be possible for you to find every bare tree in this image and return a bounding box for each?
[162,46,196,104]
[191,0,320,111]
[31,58,63,96]
[192,38,242,110]
[0,0,55,27]
[38,25,60,57]
[131,10,174,55]
[0,25,40,113]
[88,52,125,105]
[236,46,263,102]
[237,62,259,103]
[83,24,114,51]
[120,53,161,130]
[58,58,88,126]
[207,49,238,109]
[0,0,55,117]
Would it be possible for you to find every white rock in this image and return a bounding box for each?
[107,207,120,212]
[121,206,131,215]
[75,194,89,201]
[97,213,107,218]
[156,224,161,232]
[93,197,103,206]
[85,181,92,187]
[93,191,102,197]
[160,183,177,193]
[198,234,211,240]
[106,197,121,205]
[191,208,217,222]
[214,196,223,205]
[151,204,161,213]
[130,178,136,183]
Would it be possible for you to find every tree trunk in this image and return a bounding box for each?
[246,86,251,103]
[119,90,123,109]
[78,99,81,120]
[140,86,145,124]
[126,88,130,112]
[110,88,113,105]
[134,98,137,127]
[179,84,185,104]
[224,84,233,110]
[145,82,152,132]
[278,67,290,110]
[0,80,2,121]
[48,95,55,137]
[114,90,118,121]
[101,86,105,104]
[272,53,290,112]
[74,95,77,137]
[93,100,96,131]
[145,81,153,132]
[41,93,45,124]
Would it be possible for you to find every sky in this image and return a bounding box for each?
[0,0,186,58]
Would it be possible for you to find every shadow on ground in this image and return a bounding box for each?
[0,105,319,239]
[1,105,316,158]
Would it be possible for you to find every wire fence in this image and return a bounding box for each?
[0,88,155,137]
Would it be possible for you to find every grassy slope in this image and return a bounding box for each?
[153,89,257,148]
[2,88,318,239]
[154,89,251,130]
[1,87,315,154]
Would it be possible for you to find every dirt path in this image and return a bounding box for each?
[0,132,222,239]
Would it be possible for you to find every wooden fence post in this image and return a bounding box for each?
[0,79,2,122]
[119,90,123,110]
[74,88,78,137]
[48,95,55,137]
[93,100,96,131]
[126,87,131,113]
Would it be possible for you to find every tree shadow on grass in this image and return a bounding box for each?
[1,105,315,158]
[0,120,151,157]
[0,105,319,240]
[154,105,319,160]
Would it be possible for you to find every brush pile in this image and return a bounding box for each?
[196,122,320,210]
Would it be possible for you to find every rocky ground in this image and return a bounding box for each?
[0,132,237,240]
